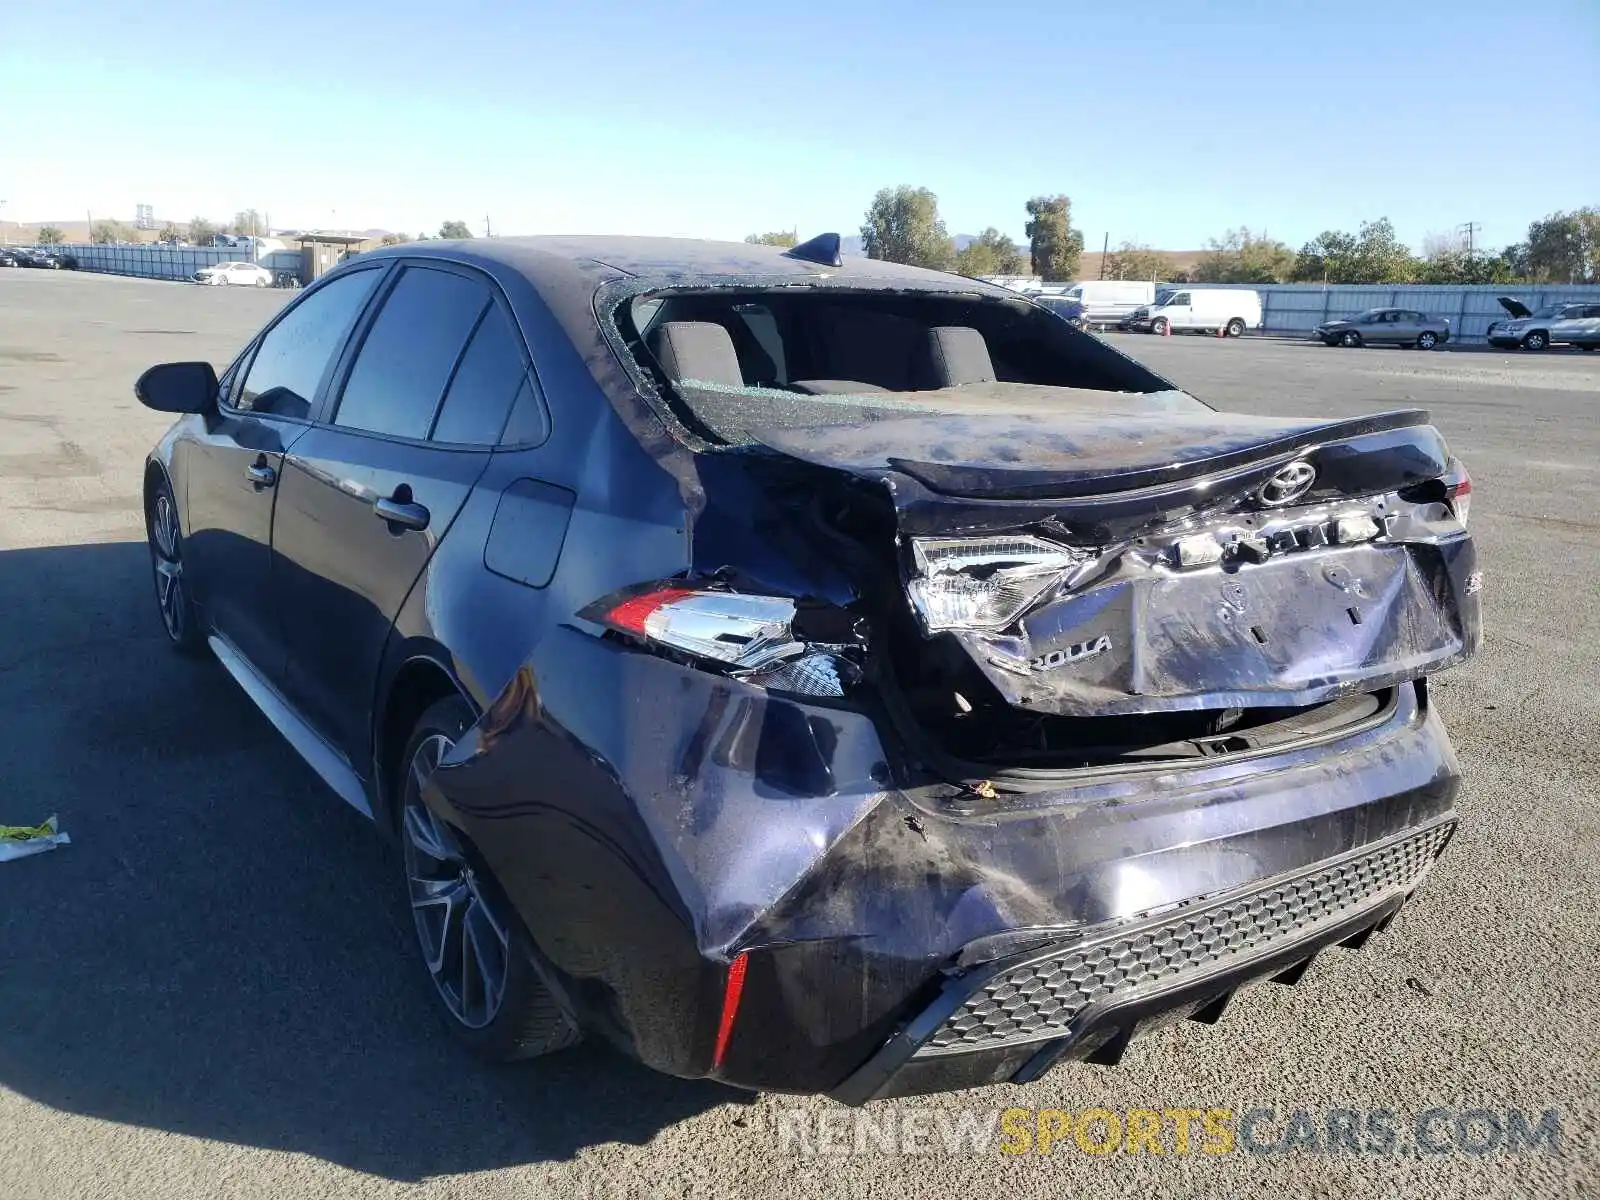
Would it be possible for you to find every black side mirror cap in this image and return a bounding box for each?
[136,361,218,413]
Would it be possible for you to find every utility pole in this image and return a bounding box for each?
[1458,221,1481,255]
[1099,231,1109,280]
[484,213,492,238]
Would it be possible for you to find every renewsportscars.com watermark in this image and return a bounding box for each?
[775,1105,1565,1158]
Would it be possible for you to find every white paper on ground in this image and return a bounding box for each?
[0,815,71,862]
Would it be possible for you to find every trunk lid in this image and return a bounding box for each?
[744,406,1479,719]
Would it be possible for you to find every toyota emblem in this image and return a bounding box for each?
[1258,460,1317,506]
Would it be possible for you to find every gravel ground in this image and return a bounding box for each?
[1,271,1596,1199]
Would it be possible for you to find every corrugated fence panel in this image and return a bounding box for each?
[36,244,304,283]
[1255,284,1600,343]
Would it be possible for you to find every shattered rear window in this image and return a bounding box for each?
[612,285,1211,448]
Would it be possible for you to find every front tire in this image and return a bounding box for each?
[1417,331,1438,350]
[146,476,206,655]
[398,696,580,1062]
[1340,330,1363,348]
[1522,331,1549,351]
[1150,317,1169,336]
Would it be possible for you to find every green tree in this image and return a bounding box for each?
[954,227,1026,276]
[156,222,182,242]
[91,220,133,244]
[188,217,219,246]
[379,233,410,247]
[36,225,64,245]
[1291,219,1415,283]
[745,231,798,248]
[231,209,265,237]
[438,220,474,239]
[1024,195,1084,281]
[860,186,955,269]
[1102,241,1174,282]
[1194,227,1295,283]
[1523,208,1600,283]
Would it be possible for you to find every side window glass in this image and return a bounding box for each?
[431,302,527,445]
[499,379,551,446]
[333,266,488,440]
[237,269,381,418]
[1170,293,1190,306]
[733,303,787,384]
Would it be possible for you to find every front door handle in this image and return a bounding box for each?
[374,494,430,532]
[246,461,277,488]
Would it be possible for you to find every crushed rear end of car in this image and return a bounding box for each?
[422,276,1479,1098]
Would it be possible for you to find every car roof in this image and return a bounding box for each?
[356,234,1010,297]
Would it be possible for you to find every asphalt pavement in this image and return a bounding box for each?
[0,270,1596,1199]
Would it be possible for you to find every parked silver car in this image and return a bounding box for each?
[1486,297,1600,351]
[1312,308,1451,349]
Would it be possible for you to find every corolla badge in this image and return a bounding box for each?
[1258,460,1317,507]
[1030,634,1112,672]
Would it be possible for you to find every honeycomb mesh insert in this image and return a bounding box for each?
[918,822,1453,1056]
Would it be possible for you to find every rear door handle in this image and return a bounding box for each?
[246,462,277,488]
[374,495,430,532]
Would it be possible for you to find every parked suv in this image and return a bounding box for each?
[1486,298,1600,351]
[138,235,1479,1100]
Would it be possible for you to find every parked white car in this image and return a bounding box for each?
[193,261,273,287]
[1125,287,1262,337]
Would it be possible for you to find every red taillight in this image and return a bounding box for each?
[604,587,695,637]
[711,951,749,1070]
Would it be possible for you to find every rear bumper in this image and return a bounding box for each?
[831,817,1453,1103]
[429,627,1464,1097]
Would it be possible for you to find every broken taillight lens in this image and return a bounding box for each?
[584,586,855,698]
[908,535,1092,632]
[1443,459,1472,526]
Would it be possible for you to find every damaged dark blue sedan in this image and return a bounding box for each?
[137,233,1479,1101]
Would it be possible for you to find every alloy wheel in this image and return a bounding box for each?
[402,735,510,1030]
[1418,332,1437,349]
[150,491,187,642]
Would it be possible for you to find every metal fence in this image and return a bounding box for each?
[37,243,304,282]
[1179,283,1600,344]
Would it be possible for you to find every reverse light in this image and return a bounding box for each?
[1333,514,1382,544]
[1444,463,1472,526]
[908,536,1091,633]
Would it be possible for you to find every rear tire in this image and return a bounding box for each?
[1225,318,1246,338]
[1522,330,1549,351]
[1417,331,1438,350]
[398,695,581,1062]
[1340,330,1363,348]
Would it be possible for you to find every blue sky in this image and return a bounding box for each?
[3,0,1596,253]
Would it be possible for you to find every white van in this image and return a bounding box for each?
[1056,280,1156,329]
[1127,287,1262,337]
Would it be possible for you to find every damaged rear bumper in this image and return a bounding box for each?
[425,627,1462,1098]
[830,817,1453,1103]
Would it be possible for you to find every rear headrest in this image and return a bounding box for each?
[648,321,744,387]
[912,326,997,389]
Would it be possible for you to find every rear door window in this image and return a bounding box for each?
[332,265,488,440]
[236,268,382,417]
[430,301,530,446]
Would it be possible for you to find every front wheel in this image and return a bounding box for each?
[399,696,581,1061]
[255,275,267,287]
[1225,318,1246,338]
[146,476,206,654]
[1150,318,1169,336]
[1522,331,1549,351]
[1417,331,1438,350]
[1340,330,1363,348]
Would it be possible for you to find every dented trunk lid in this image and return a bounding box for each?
[746,407,1480,717]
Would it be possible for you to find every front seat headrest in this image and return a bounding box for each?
[648,321,745,387]
[912,326,997,389]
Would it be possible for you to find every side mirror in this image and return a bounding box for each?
[135,361,218,414]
